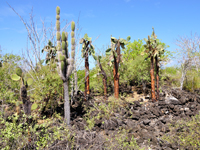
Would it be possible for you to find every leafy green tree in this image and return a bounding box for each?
[121,39,150,89]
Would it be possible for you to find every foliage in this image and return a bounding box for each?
[120,55,151,85]
[0,113,74,150]
[28,64,63,119]
[0,54,22,104]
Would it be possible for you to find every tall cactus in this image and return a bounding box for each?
[56,6,75,125]
[144,27,165,102]
[106,36,131,99]
[79,34,94,100]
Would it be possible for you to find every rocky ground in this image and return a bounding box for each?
[50,86,200,150]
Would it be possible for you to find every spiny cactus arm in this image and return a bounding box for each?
[66,21,75,78]
[56,6,67,81]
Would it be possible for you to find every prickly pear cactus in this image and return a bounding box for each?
[11,67,34,115]
[105,35,131,99]
[11,67,33,87]
[79,34,94,97]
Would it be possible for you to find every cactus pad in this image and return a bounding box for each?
[61,61,65,71]
[71,21,75,31]
[27,78,33,86]
[15,67,22,77]
[56,32,61,41]
[31,103,38,110]
[56,15,60,20]
[59,55,65,61]
[56,6,60,15]
[62,32,66,41]
[62,41,66,50]
[71,31,75,38]
[71,38,75,45]
[11,74,21,81]
[56,20,60,31]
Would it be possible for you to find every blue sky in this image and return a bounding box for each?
[0,0,200,69]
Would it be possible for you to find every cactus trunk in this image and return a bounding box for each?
[63,81,70,125]
[20,85,31,115]
[113,41,120,99]
[155,55,159,101]
[85,50,90,99]
[150,55,156,102]
[113,62,119,99]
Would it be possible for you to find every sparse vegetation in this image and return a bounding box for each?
[1,5,200,150]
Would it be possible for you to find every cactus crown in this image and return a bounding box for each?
[80,34,95,58]
[11,67,33,88]
[143,27,165,57]
[105,36,131,56]
[56,6,75,80]
[56,6,60,15]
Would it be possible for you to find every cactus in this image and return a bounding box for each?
[106,35,131,99]
[56,6,75,125]
[11,67,33,115]
[143,27,165,102]
[79,34,95,100]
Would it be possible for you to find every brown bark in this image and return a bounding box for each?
[85,53,90,95]
[150,55,156,102]
[84,41,90,99]
[113,41,120,99]
[155,55,159,101]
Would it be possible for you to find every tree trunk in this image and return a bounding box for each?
[150,56,156,102]
[155,55,159,101]
[63,80,70,126]
[85,51,90,99]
